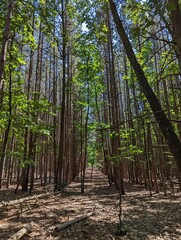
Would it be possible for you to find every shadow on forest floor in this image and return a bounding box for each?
[0,168,181,239]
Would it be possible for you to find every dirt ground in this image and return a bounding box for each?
[0,168,181,240]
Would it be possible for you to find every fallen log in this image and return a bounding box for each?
[0,193,49,208]
[55,211,95,231]
[8,221,35,240]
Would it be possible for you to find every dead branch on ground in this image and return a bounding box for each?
[54,211,95,231]
[8,221,35,240]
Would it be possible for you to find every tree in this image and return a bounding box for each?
[108,0,181,172]
[0,0,13,106]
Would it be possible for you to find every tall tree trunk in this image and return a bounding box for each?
[108,0,181,172]
[107,11,125,194]
[81,57,90,193]
[56,0,67,191]
[168,0,181,72]
[21,0,35,191]
[0,0,13,106]
[0,68,12,188]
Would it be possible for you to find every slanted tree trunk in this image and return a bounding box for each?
[108,0,181,172]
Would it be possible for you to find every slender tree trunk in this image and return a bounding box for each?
[0,0,13,106]
[147,123,159,193]
[0,68,12,188]
[8,132,15,186]
[56,0,67,191]
[103,43,114,186]
[81,57,90,193]
[168,0,181,72]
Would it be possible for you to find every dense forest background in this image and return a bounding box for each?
[0,0,181,195]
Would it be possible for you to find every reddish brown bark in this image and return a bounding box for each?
[108,0,181,172]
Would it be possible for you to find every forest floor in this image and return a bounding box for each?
[0,168,181,240]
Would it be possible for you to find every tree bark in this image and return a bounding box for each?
[0,68,12,188]
[0,0,13,105]
[56,0,67,191]
[8,221,34,240]
[0,193,49,208]
[168,0,181,72]
[108,0,181,172]
[81,57,90,193]
[55,212,95,231]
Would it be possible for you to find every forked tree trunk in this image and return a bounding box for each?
[108,0,181,172]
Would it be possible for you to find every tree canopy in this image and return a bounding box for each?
[0,0,181,195]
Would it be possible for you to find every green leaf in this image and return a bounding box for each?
[132,26,141,37]
[166,3,176,11]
